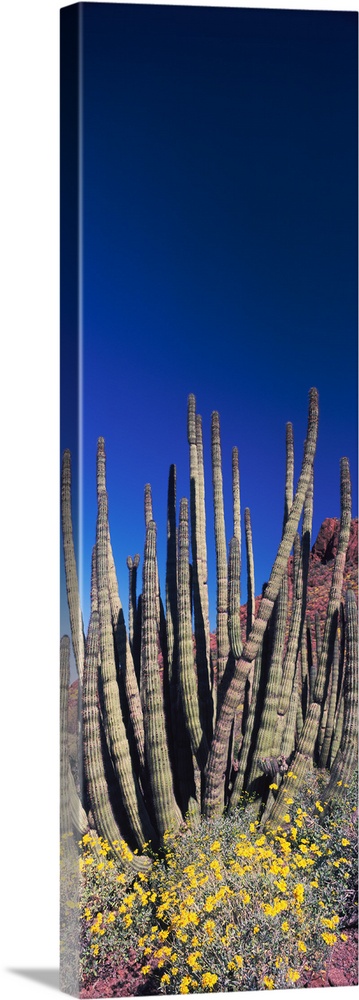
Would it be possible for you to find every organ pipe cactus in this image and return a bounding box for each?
[61,385,356,860]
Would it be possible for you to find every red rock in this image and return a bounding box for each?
[328,968,350,987]
[312,517,358,567]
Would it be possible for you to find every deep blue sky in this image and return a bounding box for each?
[61,3,357,660]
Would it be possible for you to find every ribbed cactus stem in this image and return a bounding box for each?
[126,554,140,648]
[247,569,288,789]
[82,550,151,872]
[211,410,229,689]
[281,659,299,760]
[60,635,72,837]
[228,641,264,809]
[165,464,177,690]
[232,446,241,550]
[187,395,213,739]
[61,451,85,684]
[329,692,344,767]
[164,466,200,823]
[195,412,212,706]
[315,612,322,670]
[203,388,319,818]
[270,532,302,755]
[300,621,310,722]
[320,623,340,768]
[141,519,182,836]
[96,491,155,849]
[68,762,89,837]
[107,542,145,772]
[319,588,358,815]
[227,537,242,659]
[314,457,352,706]
[178,498,209,770]
[144,483,153,527]
[283,422,294,528]
[245,507,255,640]
[265,454,352,828]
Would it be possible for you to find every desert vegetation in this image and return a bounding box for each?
[60,389,358,994]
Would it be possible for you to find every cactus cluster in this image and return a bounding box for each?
[61,389,357,867]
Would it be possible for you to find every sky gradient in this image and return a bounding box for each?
[61,3,358,669]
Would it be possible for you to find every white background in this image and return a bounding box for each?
[0,1,356,998]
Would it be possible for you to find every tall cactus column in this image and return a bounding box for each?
[96,490,156,850]
[203,388,319,818]
[211,410,229,692]
[141,519,183,837]
[265,455,352,829]
[319,588,358,815]
[178,497,209,773]
[187,395,213,741]
[96,438,146,776]
[61,451,85,685]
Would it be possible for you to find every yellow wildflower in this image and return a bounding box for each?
[269,783,278,790]
[202,972,218,990]
[210,840,221,851]
[322,932,337,946]
[263,976,275,989]
[293,883,304,905]
[321,915,339,929]
[141,965,151,975]
[239,889,251,904]
[287,969,300,982]
[179,976,192,994]
[298,940,307,952]
[187,951,201,972]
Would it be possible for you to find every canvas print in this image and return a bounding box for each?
[60,3,358,997]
